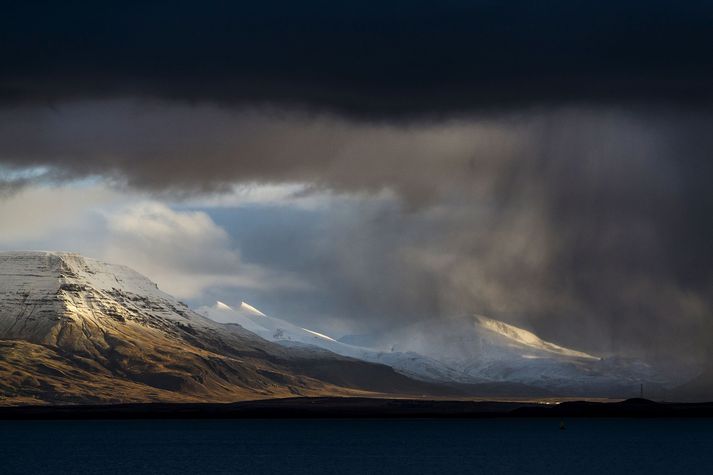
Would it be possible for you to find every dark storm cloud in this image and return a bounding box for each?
[2,1,713,116]
[0,101,522,198]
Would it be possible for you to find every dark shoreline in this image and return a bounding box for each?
[0,397,712,420]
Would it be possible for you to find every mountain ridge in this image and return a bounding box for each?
[200,300,664,395]
[0,251,482,405]
[0,251,690,404]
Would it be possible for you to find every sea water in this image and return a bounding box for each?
[0,418,711,474]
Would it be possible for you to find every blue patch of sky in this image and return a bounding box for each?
[183,204,354,332]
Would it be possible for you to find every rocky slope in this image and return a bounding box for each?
[0,252,459,405]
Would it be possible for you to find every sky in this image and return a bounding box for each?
[1,1,713,369]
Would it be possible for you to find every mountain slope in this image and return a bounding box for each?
[340,316,663,394]
[201,301,662,395]
[0,252,464,405]
[199,301,472,384]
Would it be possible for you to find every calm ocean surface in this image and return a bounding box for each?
[0,418,711,474]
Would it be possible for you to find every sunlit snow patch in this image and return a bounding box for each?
[302,328,337,342]
[215,301,233,311]
[240,301,266,316]
[475,315,599,360]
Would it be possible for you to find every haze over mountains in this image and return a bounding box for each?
[0,251,708,405]
[200,301,664,396]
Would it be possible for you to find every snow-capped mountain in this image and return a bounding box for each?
[0,251,457,404]
[201,301,664,395]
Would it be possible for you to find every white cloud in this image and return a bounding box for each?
[0,184,121,248]
[0,183,310,301]
[103,201,309,299]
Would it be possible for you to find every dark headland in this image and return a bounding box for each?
[1,397,712,420]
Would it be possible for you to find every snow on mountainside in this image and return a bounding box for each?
[338,316,666,393]
[199,301,469,383]
[0,251,462,405]
[201,301,341,345]
[0,251,325,403]
[202,301,665,394]
[473,315,597,360]
[0,251,200,342]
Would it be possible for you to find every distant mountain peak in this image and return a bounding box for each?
[215,301,233,311]
[473,315,599,360]
[239,301,266,317]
